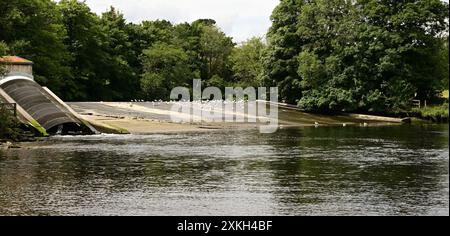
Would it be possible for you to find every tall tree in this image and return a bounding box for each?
[350,0,450,112]
[140,43,195,100]
[262,0,303,104]
[100,7,138,101]
[265,0,449,113]
[231,37,266,87]
[296,0,360,112]
[0,0,72,98]
[173,22,203,80]
[59,0,111,101]
[198,24,235,84]
[128,20,175,56]
[126,20,176,84]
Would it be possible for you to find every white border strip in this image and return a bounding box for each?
[0,75,34,86]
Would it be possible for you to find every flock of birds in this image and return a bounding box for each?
[129,99,257,109]
[313,121,368,128]
[128,99,370,128]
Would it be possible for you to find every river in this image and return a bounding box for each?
[0,124,448,215]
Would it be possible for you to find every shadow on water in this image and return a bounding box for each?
[0,124,448,215]
[263,125,449,215]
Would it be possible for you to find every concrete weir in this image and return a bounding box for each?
[0,56,96,136]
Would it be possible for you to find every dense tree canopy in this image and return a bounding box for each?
[99,7,138,101]
[0,0,241,101]
[262,0,304,104]
[199,25,235,82]
[440,38,449,89]
[231,37,266,88]
[0,0,71,97]
[0,0,448,115]
[140,43,194,100]
[264,0,449,113]
[134,18,236,97]
[0,41,8,75]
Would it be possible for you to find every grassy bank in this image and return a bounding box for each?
[411,103,449,123]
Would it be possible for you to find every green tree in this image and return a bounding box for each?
[296,0,360,112]
[126,19,176,91]
[0,41,8,75]
[439,38,449,90]
[199,24,235,82]
[59,0,113,101]
[0,0,72,98]
[173,22,203,80]
[100,7,139,101]
[265,0,449,113]
[262,0,303,104]
[230,37,266,87]
[128,20,175,60]
[140,43,194,100]
[350,0,450,112]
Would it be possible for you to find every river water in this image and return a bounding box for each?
[0,124,448,216]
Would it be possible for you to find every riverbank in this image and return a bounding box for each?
[411,103,449,123]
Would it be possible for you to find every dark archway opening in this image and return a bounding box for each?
[47,122,94,135]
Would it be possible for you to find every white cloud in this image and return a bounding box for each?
[84,0,280,42]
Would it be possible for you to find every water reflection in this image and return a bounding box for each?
[0,124,448,215]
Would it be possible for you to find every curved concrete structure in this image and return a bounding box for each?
[0,76,94,134]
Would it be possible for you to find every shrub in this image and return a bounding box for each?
[0,105,24,141]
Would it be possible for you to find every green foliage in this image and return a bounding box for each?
[2,0,446,115]
[0,41,8,75]
[140,43,194,100]
[99,7,138,101]
[439,38,449,90]
[0,105,23,141]
[0,41,8,55]
[138,20,235,96]
[262,0,304,104]
[59,0,103,100]
[0,0,72,97]
[207,75,229,88]
[0,0,260,102]
[199,24,235,83]
[264,0,449,113]
[231,37,266,88]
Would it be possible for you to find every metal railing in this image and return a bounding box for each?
[0,102,17,117]
[412,99,421,109]
[412,99,428,109]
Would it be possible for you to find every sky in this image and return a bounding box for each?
[84,0,280,43]
[83,0,449,43]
